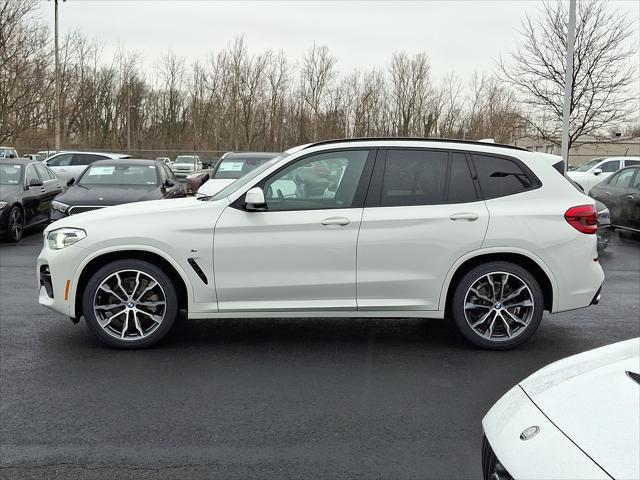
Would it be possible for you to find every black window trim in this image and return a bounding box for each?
[231,147,377,212]
[364,147,483,208]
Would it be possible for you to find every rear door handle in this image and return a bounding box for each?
[628,194,636,199]
[449,212,479,221]
[321,217,350,226]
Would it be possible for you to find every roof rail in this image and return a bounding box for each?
[303,137,528,152]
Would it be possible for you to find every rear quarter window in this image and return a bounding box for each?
[472,154,537,199]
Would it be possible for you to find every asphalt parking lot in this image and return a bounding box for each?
[1,230,639,480]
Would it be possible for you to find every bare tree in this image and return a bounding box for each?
[0,0,52,144]
[388,52,432,136]
[497,0,638,148]
[301,44,337,139]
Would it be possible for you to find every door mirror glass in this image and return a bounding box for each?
[28,178,43,187]
[164,179,175,188]
[66,177,75,187]
[593,168,603,175]
[245,187,266,210]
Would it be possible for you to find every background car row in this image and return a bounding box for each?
[0,157,186,241]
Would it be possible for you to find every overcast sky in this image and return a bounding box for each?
[37,0,640,82]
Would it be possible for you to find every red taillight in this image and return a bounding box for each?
[565,205,598,234]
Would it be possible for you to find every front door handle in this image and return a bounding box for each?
[628,194,636,200]
[321,217,350,226]
[449,212,479,221]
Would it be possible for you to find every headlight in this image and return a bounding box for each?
[51,200,69,213]
[0,201,7,209]
[47,227,86,250]
[597,208,610,220]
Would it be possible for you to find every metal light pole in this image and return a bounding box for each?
[127,87,131,153]
[53,0,64,153]
[560,0,577,172]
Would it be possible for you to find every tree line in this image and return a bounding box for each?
[1,0,636,154]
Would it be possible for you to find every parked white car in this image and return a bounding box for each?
[0,146,18,158]
[482,338,639,480]
[43,151,132,183]
[171,155,202,179]
[567,156,640,193]
[38,138,604,349]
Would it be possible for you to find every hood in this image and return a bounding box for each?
[56,184,158,206]
[0,184,22,202]
[197,178,237,196]
[520,338,640,480]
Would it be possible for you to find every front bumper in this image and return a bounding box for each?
[482,386,607,479]
[37,241,88,318]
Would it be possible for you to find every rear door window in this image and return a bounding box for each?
[599,160,621,173]
[380,150,448,206]
[472,154,536,199]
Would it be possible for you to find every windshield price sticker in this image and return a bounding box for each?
[88,166,115,176]
[219,162,244,172]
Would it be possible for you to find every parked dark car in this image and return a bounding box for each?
[590,165,640,233]
[188,151,280,195]
[595,200,611,251]
[49,159,185,221]
[0,158,62,242]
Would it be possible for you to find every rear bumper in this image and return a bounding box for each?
[544,234,604,313]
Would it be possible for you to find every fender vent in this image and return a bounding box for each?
[626,371,640,385]
[187,258,208,285]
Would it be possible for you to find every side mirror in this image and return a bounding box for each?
[593,168,603,176]
[66,178,75,187]
[28,178,43,187]
[245,187,266,211]
[164,180,175,188]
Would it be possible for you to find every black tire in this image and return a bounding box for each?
[4,206,24,242]
[450,261,544,350]
[82,259,178,349]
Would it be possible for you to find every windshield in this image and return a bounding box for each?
[79,164,158,186]
[175,156,196,164]
[209,153,290,201]
[0,164,23,185]
[214,157,274,180]
[573,159,601,172]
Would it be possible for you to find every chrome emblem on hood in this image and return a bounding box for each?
[520,426,540,441]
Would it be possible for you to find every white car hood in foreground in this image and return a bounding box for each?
[520,338,640,480]
[197,178,237,196]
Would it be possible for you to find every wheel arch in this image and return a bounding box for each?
[441,249,557,316]
[72,248,190,319]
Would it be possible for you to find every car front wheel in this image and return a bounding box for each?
[82,259,178,349]
[451,262,544,350]
[4,206,24,242]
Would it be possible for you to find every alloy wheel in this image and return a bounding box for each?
[93,270,167,341]
[463,272,535,342]
[8,208,23,241]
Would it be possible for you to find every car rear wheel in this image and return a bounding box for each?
[82,259,178,349]
[451,262,544,350]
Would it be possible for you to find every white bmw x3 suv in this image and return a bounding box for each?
[37,138,604,349]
